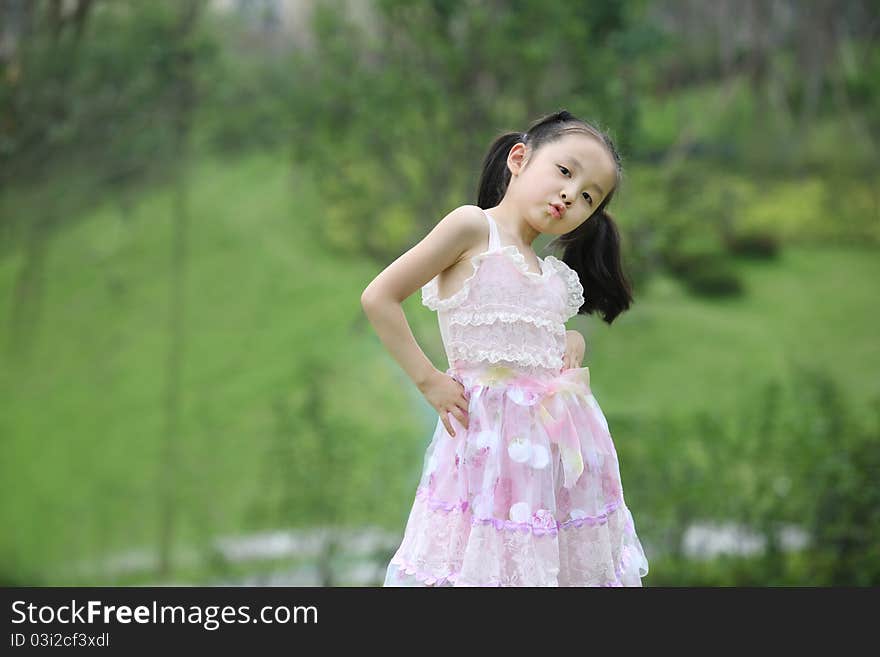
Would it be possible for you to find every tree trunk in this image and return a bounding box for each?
[157,0,203,579]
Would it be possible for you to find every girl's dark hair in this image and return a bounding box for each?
[476,109,633,324]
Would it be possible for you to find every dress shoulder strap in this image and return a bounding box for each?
[482,208,501,251]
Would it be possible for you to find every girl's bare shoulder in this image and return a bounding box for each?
[441,204,490,262]
[362,205,487,304]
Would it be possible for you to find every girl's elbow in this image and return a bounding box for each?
[361,286,379,312]
[361,285,394,313]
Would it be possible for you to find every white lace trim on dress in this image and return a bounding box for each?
[422,246,553,312]
[444,342,565,370]
[543,255,585,319]
[447,310,566,334]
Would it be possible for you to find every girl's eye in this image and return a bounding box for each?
[558,165,592,204]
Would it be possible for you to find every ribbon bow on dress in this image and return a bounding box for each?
[449,365,593,489]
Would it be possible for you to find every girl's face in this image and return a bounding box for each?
[506,133,618,235]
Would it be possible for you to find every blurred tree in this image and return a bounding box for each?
[287,0,653,262]
[157,0,205,580]
[1,1,221,361]
[3,0,95,360]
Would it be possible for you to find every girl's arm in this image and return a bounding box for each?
[360,205,486,391]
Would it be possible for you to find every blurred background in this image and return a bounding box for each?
[0,0,877,587]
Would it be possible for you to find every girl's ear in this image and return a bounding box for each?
[508,142,531,176]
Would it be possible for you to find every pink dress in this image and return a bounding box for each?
[383,208,649,586]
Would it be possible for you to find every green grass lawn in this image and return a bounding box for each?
[576,244,880,421]
[1,150,877,583]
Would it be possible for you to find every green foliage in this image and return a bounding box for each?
[801,382,880,586]
[286,0,661,262]
[195,12,293,155]
[5,0,877,282]
[623,364,880,586]
[1,1,220,190]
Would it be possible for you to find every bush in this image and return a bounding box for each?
[806,399,880,586]
[751,369,880,586]
[665,251,744,297]
[725,231,781,259]
[633,367,879,586]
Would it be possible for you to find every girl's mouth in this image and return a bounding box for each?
[549,204,562,218]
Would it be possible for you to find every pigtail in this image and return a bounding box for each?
[556,204,633,325]
[476,132,527,209]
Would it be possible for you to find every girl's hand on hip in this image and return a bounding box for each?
[563,330,586,370]
[418,369,470,438]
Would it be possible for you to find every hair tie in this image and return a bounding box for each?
[521,132,528,142]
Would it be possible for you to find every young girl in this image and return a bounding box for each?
[361,110,649,586]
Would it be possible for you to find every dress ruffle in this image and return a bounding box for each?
[542,255,585,319]
[421,246,581,314]
[444,341,566,371]
[448,308,566,333]
[383,364,649,587]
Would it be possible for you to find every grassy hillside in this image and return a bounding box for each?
[577,244,880,420]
